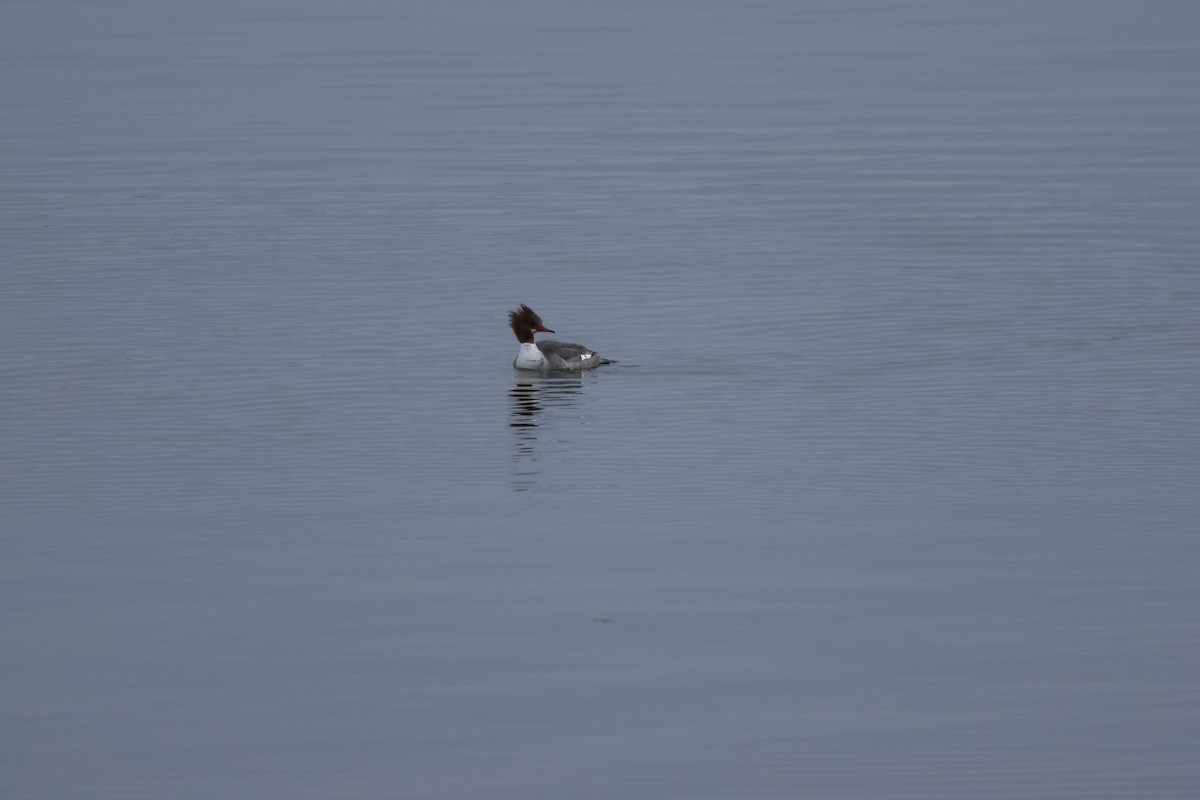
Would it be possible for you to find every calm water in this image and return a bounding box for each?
[3,1,1199,797]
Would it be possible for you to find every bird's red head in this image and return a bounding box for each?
[508,305,554,343]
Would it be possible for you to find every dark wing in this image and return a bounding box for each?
[537,340,608,370]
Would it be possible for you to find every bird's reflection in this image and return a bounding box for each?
[509,372,584,492]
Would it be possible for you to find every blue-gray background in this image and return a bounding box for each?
[3,1,1199,797]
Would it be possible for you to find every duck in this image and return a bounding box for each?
[508,305,615,371]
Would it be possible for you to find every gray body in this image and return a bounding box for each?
[533,340,611,371]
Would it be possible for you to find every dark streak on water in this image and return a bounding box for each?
[3,1,1200,798]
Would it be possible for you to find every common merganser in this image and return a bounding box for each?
[509,305,615,371]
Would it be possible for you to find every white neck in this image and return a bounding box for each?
[514,341,546,370]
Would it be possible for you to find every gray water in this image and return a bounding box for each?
[3,1,1199,797]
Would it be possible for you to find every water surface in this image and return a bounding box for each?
[3,1,1199,798]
